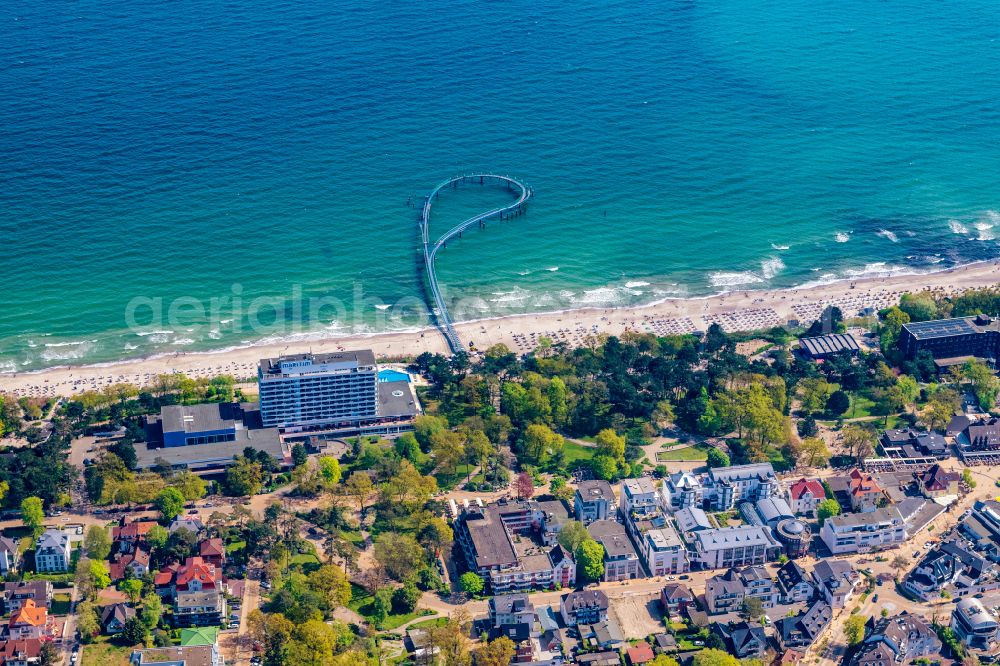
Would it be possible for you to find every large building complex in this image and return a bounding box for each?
[257,350,418,434]
[899,314,1000,363]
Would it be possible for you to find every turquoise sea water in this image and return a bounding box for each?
[2,0,1000,372]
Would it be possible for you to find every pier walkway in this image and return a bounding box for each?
[420,174,532,353]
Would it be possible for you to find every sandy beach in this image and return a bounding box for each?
[3,261,999,399]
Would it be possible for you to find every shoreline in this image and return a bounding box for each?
[2,259,999,398]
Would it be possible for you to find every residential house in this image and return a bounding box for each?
[101,603,136,634]
[8,600,51,641]
[705,569,745,615]
[199,539,226,568]
[904,541,987,601]
[626,642,655,666]
[0,537,21,575]
[673,507,713,536]
[112,520,158,552]
[33,530,70,573]
[620,478,660,518]
[661,472,704,510]
[775,560,814,604]
[110,548,151,581]
[0,639,43,666]
[577,652,623,666]
[653,632,678,654]
[715,621,768,659]
[740,565,779,609]
[951,598,999,651]
[579,619,625,651]
[575,480,615,524]
[169,517,205,536]
[703,463,778,511]
[587,520,641,581]
[776,600,831,649]
[2,582,52,614]
[660,583,695,618]
[130,645,225,666]
[560,590,609,627]
[174,557,222,595]
[857,612,941,664]
[787,479,826,517]
[917,464,960,499]
[846,470,886,513]
[488,594,535,628]
[174,590,226,628]
[812,560,860,608]
[851,640,899,666]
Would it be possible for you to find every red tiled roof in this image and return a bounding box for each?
[175,557,219,590]
[10,599,46,628]
[848,469,882,496]
[112,521,158,541]
[626,642,655,664]
[0,638,43,660]
[199,538,225,557]
[789,478,825,500]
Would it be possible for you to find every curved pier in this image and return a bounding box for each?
[420,174,532,353]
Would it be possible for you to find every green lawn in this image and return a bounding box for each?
[225,540,246,554]
[561,441,596,464]
[289,553,320,567]
[408,616,447,630]
[847,393,876,418]
[83,636,133,666]
[655,445,708,462]
[348,583,433,630]
[51,593,72,615]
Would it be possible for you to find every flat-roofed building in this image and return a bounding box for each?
[691,526,780,570]
[575,480,615,524]
[899,314,1000,361]
[799,334,860,360]
[819,506,905,555]
[587,520,641,582]
[141,402,289,474]
[258,351,379,430]
[620,478,659,518]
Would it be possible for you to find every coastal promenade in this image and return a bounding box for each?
[2,261,998,398]
[420,174,531,353]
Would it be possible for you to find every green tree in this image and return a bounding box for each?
[577,538,604,581]
[557,521,589,554]
[141,592,162,629]
[76,600,100,643]
[171,471,207,501]
[594,428,626,461]
[799,437,831,468]
[706,448,730,469]
[154,487,185,521]
[692,648,740,666]
[521,424,564,466]
[817,499,841,525]
[962,469,977,488]
[373,533,425,582]
[591,454,619,480]
[844,614,866,646]
[317,456,342,489]
[899,292,938,322]
[344,472,373,513]
[225,455,265,496]
[651,656,681,666]
[370,588,392,629]
[291,443,308,468]
[83,525,112,560]
[826,390,851,417]
[89,559,111,591]
[20,496,45,538]
[459,572,484,596]
[741,597,764,621]
[391,582,421,614]
[121,615,150,646]
[121,579,143,604]
[146,524,169,552]
[475,636,516,666]
[957,359,1000,411]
